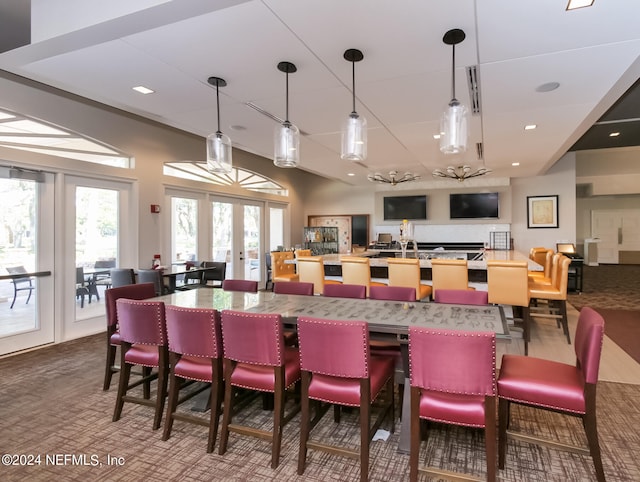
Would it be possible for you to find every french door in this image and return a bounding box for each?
[592,209,640,264]
[211,196,263,281]
[0,172,55,356]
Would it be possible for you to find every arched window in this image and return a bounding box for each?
[0,108,131,167]
[164,161,288,196]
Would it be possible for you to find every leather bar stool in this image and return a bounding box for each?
[296,256,342,295]
[340,256,386,297]
[271,251,299,283]
[387,258,432,301]
[430,258,476,297]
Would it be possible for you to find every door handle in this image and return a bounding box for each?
[618,227,622,245]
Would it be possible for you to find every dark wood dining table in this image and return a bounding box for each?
[159,265,221,293]
[154,288,508,453]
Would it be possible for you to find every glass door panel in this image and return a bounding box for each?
[212,200,233,274]
[75,186,119,321]
[244,205,261,281]
[171,197,198,263]
[0,174,54,355]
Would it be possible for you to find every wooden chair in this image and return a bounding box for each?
[323,282,366,299]
[296,256,342,295]
[434,288,488,305]
[112,298,169,430]
[221,279,258,293]
[529,255,572,345]
[273,281,314,296]
[498,307,605,481]
[430,258,475,296]
[409,327,497,481]
[271,251,299,283]
[110,268,136,288]
[103,282,157,390]
[340,256,386,297]
[218,310,301,468]
[162,306,223,453]
[387,258,432,301]
[487,260,531,355]
[297,316,395,481]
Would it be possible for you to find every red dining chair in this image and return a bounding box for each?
[273,281,314,296]
[434,288,489,305]
[497,306,606,482]
[322,282,366,299]
[408,327,497,482]
[218,310,301,468]
[113,298,168,430]
[162,305,223,453]
[369,285,417,302]
[103,282,157,390]
[221,279,258,293]
[296,316,395,482]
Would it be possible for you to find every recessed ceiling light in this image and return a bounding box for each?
[433,134,441,140]
[535,82,560,93]
[512,162,520,167]
[524,124,537,130]
[566,0,594,10]
[609,132,620,137]
[347,173,355,176]
[132,85,154,94]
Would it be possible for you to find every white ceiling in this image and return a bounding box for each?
[1,0,639,186]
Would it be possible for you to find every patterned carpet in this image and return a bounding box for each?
[568,264,640,311]
[2,333,640,481]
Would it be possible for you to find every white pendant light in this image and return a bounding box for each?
[341,48,367,161]
[274,61,300,168]
[206,76,232,174]
[440,29,468,155]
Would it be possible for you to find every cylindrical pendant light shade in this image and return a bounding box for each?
[439,101,468,154]
[207,131,232,174]
[341,113,367,161]
[274,122,300,168]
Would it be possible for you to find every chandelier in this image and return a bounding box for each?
[368,170,420,186]
[432,165,491,182]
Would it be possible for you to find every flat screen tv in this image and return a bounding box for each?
[383,195,427,220]
[449,192,499,219]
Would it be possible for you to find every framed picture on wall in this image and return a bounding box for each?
[527,195,559,228]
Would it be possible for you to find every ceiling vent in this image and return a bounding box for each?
[576,183,593,198]
[466,65,481,115]
[245,102,309,135]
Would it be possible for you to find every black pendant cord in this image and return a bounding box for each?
[351,59,357,115]
[285,70,290,124]
[451,43,456,102]
[215,82,222,135]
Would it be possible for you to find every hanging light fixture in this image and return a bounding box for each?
[440,29,468,155]
[341,48,367,161]
[206,76,232,174]
[432,165,490,182]
[274,61,300,168]
[368,170,420,186]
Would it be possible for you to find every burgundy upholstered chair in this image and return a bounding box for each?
[103,282,157,390]
[162,305,223,453]
[408,327,497,482]
[218,310,301,468]
[112,298,168,430]
[221,279,258,293]
[369,285,417,302]
[497,306,606,482]
[273,281,314,296]
[434,288,489,305]
[296,316,395,482]
[322,282,366,299]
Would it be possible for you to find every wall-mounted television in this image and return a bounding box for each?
[449,192,499,219]
[383,195,427,220]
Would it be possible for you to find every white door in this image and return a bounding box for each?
[591,209,640,264]
[0,172,55,356]
[64,176,134,340]
[211,197,263,282]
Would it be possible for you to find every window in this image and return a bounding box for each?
[0,108,131,167]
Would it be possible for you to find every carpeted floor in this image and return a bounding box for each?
[2,333,640,481]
